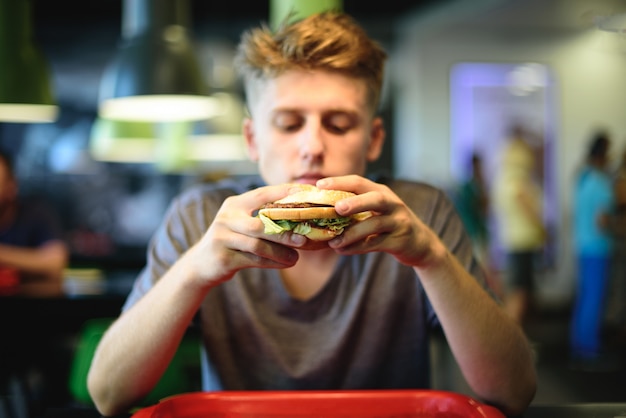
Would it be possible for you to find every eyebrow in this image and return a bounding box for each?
[271,106,360,115]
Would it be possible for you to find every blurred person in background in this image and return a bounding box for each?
[570,130,616,371]
[0,148,70,416]
[0,149,69,296]
[603,145,626,346]
[492,125,547,328]
[454,152,499,293]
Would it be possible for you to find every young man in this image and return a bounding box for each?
[87,12,536,416]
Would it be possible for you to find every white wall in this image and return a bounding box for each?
[390,10,626,306]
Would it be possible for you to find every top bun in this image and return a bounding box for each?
[275,184,355,205]
[259,206,341,220]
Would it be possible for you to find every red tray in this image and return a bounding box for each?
[130,389,506,417]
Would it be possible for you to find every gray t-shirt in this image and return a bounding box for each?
[123,176,488,391]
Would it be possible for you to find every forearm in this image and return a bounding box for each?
[87,253,210,416]
[416,245,536,416]
[0,241,68,280]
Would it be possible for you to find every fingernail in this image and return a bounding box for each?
[316,179,329,188]
[329,236,342,247]
[290,234,306,245]
[335,201,347,212]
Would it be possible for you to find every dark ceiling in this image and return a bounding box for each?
[27,0,452,113]
[31,0,448,26]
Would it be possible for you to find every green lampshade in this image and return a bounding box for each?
[98,0,213,122]
[270,0,343,29]
[0,0,58,122]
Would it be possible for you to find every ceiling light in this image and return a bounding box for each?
[98,0,212,122]
[99,95,221,122]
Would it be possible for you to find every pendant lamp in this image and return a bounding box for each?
[0,0,58,123]
[270,0,342,30]
[98,0,216,122]
[89,0,343,173]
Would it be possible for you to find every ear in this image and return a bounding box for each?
[366,117,385,162]
[243,118,259,162]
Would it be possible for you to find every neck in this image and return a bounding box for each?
[280,247,340,300]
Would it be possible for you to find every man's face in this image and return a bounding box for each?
[244,70,385,186]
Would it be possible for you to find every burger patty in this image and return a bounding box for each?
[260,203,332,209]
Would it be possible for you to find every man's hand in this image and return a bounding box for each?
[318,175,444,268]
[183,183,309,288]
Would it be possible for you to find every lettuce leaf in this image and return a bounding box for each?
[259,213,293,234]
[258,213,351,236]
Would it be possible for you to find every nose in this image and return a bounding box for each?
[299,118,325,162]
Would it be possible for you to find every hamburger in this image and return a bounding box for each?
[258,184,371,250]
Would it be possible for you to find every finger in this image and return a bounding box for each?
[334,189,390,219]
[316,176,394,217]
[258,229,308,249]
[329,213,388,248]
[241,239,301,268]
[223,247,299,271]
[230,183,300,215]
[237,250,298,269]
[223,204,307,249]
[331,233,388,255]
[221,232,300,268]
[316,175,377,195]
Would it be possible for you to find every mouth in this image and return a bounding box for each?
[294,174,324,185]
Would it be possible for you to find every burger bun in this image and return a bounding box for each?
[259,184,373,250]
[274,184,355,206]
[257,206,340,221]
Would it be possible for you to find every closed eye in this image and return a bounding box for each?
[322,112,357,135]
[273,112,304,133]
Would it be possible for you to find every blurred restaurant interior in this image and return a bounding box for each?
[2,0,626,415]
[2,0,624,307]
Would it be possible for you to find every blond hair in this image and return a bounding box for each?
[234,11,387,112]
